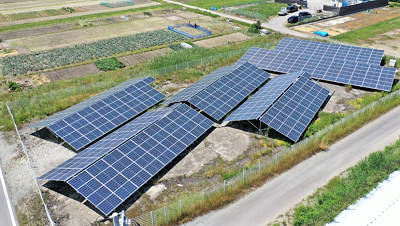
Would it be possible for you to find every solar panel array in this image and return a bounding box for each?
[238,47,396,91]
[188,62,271,121]
[67,104,213,215]
[30,77,155,128]
[39,105,179,181]
[47,78,165,150]
[225,71,303,122]
[274,38,384,65]
[260,74,330,142]
[164,64,240,104]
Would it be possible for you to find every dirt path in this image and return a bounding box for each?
[0,1,160,28]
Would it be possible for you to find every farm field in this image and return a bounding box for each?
[241,2,287,20]
[118,48,172,67]
[193,32,251,48]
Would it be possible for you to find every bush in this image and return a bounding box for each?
[61,7,75,13]
[143,11,152,16]
[94,57,124,71]
[8,81,22,91]
[248,27,260,34]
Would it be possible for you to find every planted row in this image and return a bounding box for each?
[0,30,187,76]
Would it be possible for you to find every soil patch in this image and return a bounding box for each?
[0,24,74,40]
[194,32,250,48]
[45,64,100,82]
[118,48,172,67]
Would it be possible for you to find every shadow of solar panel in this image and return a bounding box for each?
[239,47,396,92]
[30,77,155,129]
[274,38,384,65]
[164,64,240,104]
[67,104,213,215]
[225,71,304,122]
[260,73,330,142]
[188,62,271,121]
[45,78,166,151]
[38,104,180,181]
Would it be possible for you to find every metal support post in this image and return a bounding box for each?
[51,92,53,100]
[15,100,18,107]
[164,206,167,221]
[98,82,101,88]
[180,200,182,214]
[224,180,226,192]
[153,69,155,76]
[151,211,154,226]
[259,162,261,172]
[292,146,294,156]
[84,84,86,92]
[187,61,189,69]
[306,138,308,146]
[68,88,70,96]
[34,96,36,104]
[243,170,245,183]
[202,190,205,203]
[275,153,278,164]
[111,212,120,226]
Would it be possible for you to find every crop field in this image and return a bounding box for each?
[0,9,74,23]
[193,32,250,48]
[0,30,186,76]
[175,26,206,35]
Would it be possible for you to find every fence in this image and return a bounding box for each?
[6,103,55,226]
[275,0,307,7]
[168,23,212,39]
[338,0,388,16]
[130,88,400,226]
[5,41,279,114]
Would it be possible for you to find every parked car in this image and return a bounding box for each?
[287,5,299,13]
[278,7,288,16]
[287,11,312,23]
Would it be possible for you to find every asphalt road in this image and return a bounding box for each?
[183,104,400,226]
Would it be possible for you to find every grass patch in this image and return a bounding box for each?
[303,112,345,138]
[0,4,175,33]
[94,57,125,71]
[333,16,400,44]
[292,139,400,225]
[243,3,287,20]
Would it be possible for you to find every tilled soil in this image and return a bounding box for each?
[45,63,100,82]
[194,32,251,48]
[118,48,172,67]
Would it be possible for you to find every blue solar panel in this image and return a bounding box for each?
[46,77,165,150]
[274,38,384,65]
[225,71,304,122]
[188,62,271,121]
[30,77,156,128]
[67,104,213,215]
[260,73,330,142]
[238,48,396,92]
[164,64,240,104]
[38,105,180,181]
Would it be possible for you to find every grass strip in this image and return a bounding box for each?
[0,4,175,33]
[292,139,400,226]
[333,15,400,44]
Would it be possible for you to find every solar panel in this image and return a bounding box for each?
[47,78,166,150]
[225,71,304,122]
[67,104,213,215]
[274,38,384,65]
[38,104,180,181]
[260,73,330,142]
[188,62,271,121]
[164,64,241,104]
[238,48,396,91]
[30,77,156,129]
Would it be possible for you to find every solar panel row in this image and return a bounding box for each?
[30,77,156,128]
[47,78,165,150]
[188,62,271,121]
[225,71,303,122]
[260,74,330,142]
[39,104,180,181]
[164,64,240,104]
[67,104,214,215]
[274,38,384,65]
[238,47,395,91]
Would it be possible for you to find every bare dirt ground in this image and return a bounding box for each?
[293,7,400,37]
[361,28,400,57]
[194,32,251,48]
[118,48,172,67]
[45,64,100,82]
[0,24,74,40]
